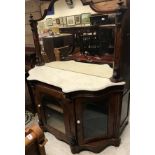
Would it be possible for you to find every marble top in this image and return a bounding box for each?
[27,61,125,93]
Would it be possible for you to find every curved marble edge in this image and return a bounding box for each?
[27,65,125,93]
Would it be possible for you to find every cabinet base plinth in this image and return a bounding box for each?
[70,138,121,154]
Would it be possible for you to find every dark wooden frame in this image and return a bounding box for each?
[46,18,53,26]
[28,80,129,153]
[74,15,81,25]
[81,13,91,25]
[29,0,129,83]
[25,46,36,113]
[28,0,130,153]
[66,15,75,26]
[82,0,129,83]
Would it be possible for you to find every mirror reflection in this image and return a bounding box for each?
[36,0,116,65]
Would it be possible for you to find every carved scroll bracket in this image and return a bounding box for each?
[81,0,127,14]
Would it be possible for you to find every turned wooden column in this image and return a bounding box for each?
[29,14,45,66]
[80,0,129,82]
[111,0,127,82]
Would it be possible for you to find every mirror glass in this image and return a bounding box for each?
[37,0,116,65]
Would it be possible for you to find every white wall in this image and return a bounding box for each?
[45,0,96,19]
[38,0,96,32]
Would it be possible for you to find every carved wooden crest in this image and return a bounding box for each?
[81,0,127,13]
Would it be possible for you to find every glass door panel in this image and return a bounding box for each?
[41,95,66,134]
[81,98,109,141]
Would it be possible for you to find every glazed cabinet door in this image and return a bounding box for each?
[35,84,71,142]
[75,95,113,144]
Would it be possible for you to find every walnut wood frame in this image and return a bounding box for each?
[28,1,130,153]
[82,0,128,82]
[29,80,129,153]
[80,0,130,84]
[29,0,129,82]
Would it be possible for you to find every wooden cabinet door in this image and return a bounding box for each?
[35,84,71,142]
[75,95,113,144]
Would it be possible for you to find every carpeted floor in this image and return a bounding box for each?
[25,110,34,125]
[26,115,130,155]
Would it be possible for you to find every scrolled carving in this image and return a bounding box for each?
[81,0,127,14]
[29,14,45,66]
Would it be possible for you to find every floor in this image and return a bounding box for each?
[26,115,130,155]
[45,125,129,155]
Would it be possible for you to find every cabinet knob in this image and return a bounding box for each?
[77,120,80,124]
[38,104,41,107]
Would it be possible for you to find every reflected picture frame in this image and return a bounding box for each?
[81,13,91,25]
[56,18,60,25]
[46,18,53,26]
[74,15,81,25]
[66,15,75,26]
[59,17,63,25]
[63,17,67,26]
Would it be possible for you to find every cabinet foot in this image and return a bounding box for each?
[70,138,121,154]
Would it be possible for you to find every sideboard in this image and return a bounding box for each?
[27,0,130,153]
[29,80,129,153]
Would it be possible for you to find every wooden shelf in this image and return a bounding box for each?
[46,103,63,114]
[67,53,114,64]
[46,107,65,133]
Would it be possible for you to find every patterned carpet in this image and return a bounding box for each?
[25,110,34,125]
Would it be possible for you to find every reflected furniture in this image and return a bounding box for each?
[28,0,130,153]
[42,33,74,62]
[60,25,115,56]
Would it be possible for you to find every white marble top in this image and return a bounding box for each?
[45,60,113,78]
[27,61,125,93]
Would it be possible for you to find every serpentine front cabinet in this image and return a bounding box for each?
[30,80,129,153]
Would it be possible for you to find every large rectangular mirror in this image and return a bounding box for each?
[36,0,117,65]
